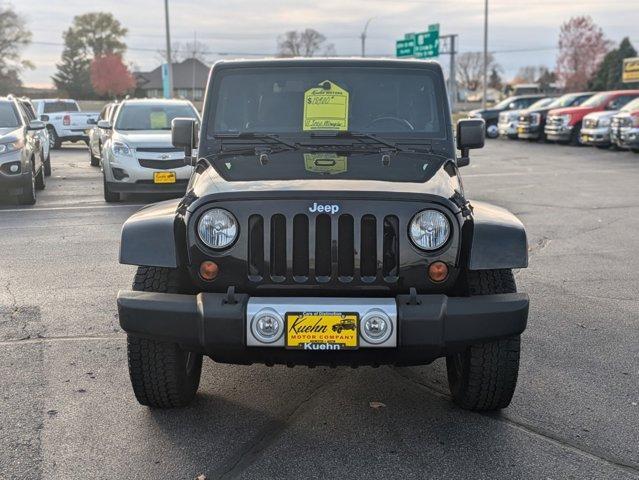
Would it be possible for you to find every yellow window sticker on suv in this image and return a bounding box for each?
[303,80,349,131]
[149,111,168,129]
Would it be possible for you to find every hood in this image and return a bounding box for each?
[113,130,172,147]
[548,106,594,117]
[584,111,617,121]
[0,127,20,139]
[190,151,461,203]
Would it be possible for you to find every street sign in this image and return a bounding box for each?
[395,24,440,59]
[622,57,639,83]
[396,38,415,57]
[413,30,440,59]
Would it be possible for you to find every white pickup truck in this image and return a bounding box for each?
[31,99,99,149]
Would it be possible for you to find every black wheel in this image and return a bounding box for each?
[485,123,499,139]
[631,148,639,154]
[127,266,202,408]
[48,127,61,149]
[446,269,521,411]
[35,160,45,191]
[569,123,582,146]
[17,165,36,205]
[90,143,100,167]
[103,175,120,203]
[44,151,51,176]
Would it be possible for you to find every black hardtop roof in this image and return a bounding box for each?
[211,57,444,73]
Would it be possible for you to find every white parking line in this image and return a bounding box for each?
[0,204,145,214]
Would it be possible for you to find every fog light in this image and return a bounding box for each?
[361,309,392,344]
[251,309,284,343]
[428,261,449,282]
[199,261,219,281]
[9,164,19,173]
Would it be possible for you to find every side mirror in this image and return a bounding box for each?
[40,114,49,122]
[97,120,112,130]
[172,118,199,165]
[28,120,46,131]
[456,118,485,167]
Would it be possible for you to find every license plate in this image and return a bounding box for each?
[518,126,526,133]
[153,171,176,184]
[285,312,358,350]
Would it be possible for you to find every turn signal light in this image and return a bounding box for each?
[428,261,448,282]
[199,261,219,281]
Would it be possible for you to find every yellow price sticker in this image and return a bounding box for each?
[303,80,349,131]
[150,111,168,129]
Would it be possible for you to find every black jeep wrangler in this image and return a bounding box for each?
[117,59,529,412]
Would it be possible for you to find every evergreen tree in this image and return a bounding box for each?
[589,37,637,90]
[52,29,93,98]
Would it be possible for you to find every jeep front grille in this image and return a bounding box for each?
[247,213,400,284]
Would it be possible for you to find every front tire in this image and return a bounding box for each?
[17,167,36,205]
[103,174,120,203]
[48,127,61,149]
[90,144,100,167]
[127,266,203,408]
[44,152,51,176]
[446,269,521,411]
[485,123,499,139]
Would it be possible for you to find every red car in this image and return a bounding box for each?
[544,90,639,145]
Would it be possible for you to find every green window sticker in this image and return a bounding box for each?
[303,81,349,131]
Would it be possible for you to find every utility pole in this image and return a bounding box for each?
[164,0,173,99]
[192,31,197,101]
[482,0,488,109]
[361,18,374,57]
[448,34,457,111]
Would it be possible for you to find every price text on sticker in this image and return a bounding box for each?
[303,81,349,131]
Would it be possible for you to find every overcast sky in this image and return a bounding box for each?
[15,0,639,88]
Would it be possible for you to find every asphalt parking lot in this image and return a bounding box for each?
[1,141,638,480]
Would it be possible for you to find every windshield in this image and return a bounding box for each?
[115,103,198,131]
[581,93,609,108]
[208,67,445,138]
[621,97,639,112]
[0,102,20,128]
[43,101,79,113]
[527,98,554,110]
[493,97,518,109]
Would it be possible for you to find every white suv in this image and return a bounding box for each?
[100,99,200,202]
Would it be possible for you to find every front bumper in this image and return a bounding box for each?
[517,124,541,139]
[0,153,30,196]
[580,127,611,146]
[545,124,573,142]
[613,128,639,148]
[107,179,189,194]
[117,290,529,366]
[498,121,518,137]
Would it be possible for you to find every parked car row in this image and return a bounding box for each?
[473,89,639,153]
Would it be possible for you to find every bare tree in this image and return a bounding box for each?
[457,52,500,92]
[0,5,33,94]
[556,16,612,91]
[158,39,210,63]
[514,66,539,84]
[277,29,334,57]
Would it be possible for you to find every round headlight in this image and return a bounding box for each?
[197,208,238,249]
[409,210,450,250]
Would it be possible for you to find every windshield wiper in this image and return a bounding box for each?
[214,132,298,151]
[308,131,407,152]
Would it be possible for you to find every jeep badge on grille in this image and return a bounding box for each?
[308,203,340,214]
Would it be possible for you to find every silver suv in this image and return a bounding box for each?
[0,96,47,205]
[100,99,200,202]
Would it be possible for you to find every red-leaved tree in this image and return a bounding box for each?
[90,54,135,98]
[556,16,612,91]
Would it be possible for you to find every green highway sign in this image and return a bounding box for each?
[395,24,440,59]
[396,38,415,57]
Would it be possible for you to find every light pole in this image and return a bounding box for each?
[482,0,488,109]
[361,17,374,57]
[164,0,174,99]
